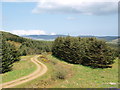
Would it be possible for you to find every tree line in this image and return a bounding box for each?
[0,31,53,73]
[2,31,53,55]
[0,39,20,73]
[0,31,118,73]
[52,36,116,67]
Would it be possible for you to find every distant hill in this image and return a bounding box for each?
[1,31,27,43]
[1,31,118,42]
[107,38,120,44]
[22,35,67,41]
[1,31,53,55]
[96,36,119,41]
[23,35,119,41]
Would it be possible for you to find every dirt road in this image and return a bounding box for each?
[0,55,48,88]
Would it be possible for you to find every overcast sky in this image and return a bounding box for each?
[0,0,118,36]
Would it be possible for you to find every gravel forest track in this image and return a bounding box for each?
[0,55,48,88]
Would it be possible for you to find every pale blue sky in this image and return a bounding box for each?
[1,2,118,36]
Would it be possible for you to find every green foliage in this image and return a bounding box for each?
[18,40,53,56]
[0,40,20,73]
[81,38,115,66]
[1,31,26,43]
[107,42,119,58]
[52,36,115,67]
[0,31,53,73]
[1,31,53,56]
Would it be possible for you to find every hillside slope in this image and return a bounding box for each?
[1,31,53,55]
[15,54,118,88]
[23,34,119,41]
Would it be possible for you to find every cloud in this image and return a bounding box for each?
[50,32,56,35]
[0,29,5,31]
[32,0,118,15]
[66,17,76,20]
[10,30,46,35]
[2,0,118,15]
[1,0,39,2]
[2,0,118,2]
[1,30,57,35]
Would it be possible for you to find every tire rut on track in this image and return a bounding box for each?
[0,55,48,88]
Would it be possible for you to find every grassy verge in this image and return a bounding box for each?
[14,54,73,88]
[14,54,118,88]
[1,55,37,83]
[53,58,118,88]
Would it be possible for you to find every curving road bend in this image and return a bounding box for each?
[0,55,48,88]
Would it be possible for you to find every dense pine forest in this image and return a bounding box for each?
[0,31,119,73]
[52,36,117,68]
[1,39,20,73]
[0,31,53,73]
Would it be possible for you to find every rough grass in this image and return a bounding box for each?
[14,54,118,88]
[1,55,37,84]
[14,54,73,88]
[53,58,119,88]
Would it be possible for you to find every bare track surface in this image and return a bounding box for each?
[0,55,48,88]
